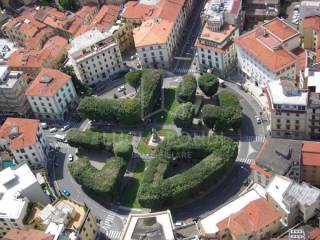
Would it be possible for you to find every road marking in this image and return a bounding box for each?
[236,157,254,165]
[106,230,122,239]
[242,135,265,143]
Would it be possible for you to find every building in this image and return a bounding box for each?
[196,22,239,76]
[25,68,77,121]
[77,5,134,53]
[8,35,68,78]
[235,18,302,88]
[266,175,320,227]
[122,0,195,69]
[0,118,48,168]
[39,199,97,240]
[199,184,267,239]
[299,1,320,26]
[2,16,55,50]
[2,228,54,240]
[0,66,30,117]
[266,79,308,139]
[251,138,302,187]
[121,210,175,240]
[217,198,281,240]
[0,163,50,237]
[201,0,244,29]
[243,0,279,24]
[301,142,320,187]
[68,29,124,85]
[0,38,18,62]
[303,16,320,51]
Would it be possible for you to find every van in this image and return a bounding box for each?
[219,78,225,87]
[54,134,66,142]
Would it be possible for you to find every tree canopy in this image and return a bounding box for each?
[198,73,219,97]
[175,75,197,103]
[173,102,194,129]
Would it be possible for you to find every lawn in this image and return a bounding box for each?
[102,132,133,143]
[137,128,177,155]
[120,160,149,208]
[153,88,180,124]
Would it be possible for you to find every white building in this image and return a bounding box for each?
[68,29,124,86]
[0,163,50,237]
[235,18,302,88]
[25,68,77,121]
[266,79,308,139]
[0,66,30,117]
[196,3,239,76]
[121,210,175,240]
[266,175,320,227]
[0,118,48,169]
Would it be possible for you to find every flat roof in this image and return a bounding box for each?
[254,138,302,176]
[200,184,266,235]
[267,80,308,106]
[0,164,37,219]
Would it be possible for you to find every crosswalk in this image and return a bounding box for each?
[236,157,254,165]
[101,214,115,231]
[106,230,122,240]
[54,141,69,149]
[242,135,265,143]
[174,68,198,74]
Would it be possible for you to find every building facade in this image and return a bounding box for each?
[68,29,124,85]
[235,18,301,88]
[0,66,30,117]
[25,68,78,121]
[301,142,320,187]
[302,16,320,51]
[0,118,48,169]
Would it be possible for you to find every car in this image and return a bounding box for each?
[40,122,48,129]
[60,124,70,132]
[62,189,71,197]
[68,154,73,162]
[117,85,126,92]
[49,128,57,133]
[130,55,136,60]
[255,116,262,124]
[174,221,183,227]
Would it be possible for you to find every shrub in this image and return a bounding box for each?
[77,69,162,125]
[113,141,133,161]
[198,73,219,97]
[218,90,241,108]
[67,129,105,150]
[173,102,194,129]
[69,156,127,201]
[124,70,142,91]
[137,136,237,209]
[202,104,219,129]
[175,75,197,103]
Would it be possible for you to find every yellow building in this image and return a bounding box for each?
[109,20,134,53]
[303,16,320,50]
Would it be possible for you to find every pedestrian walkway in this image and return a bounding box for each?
[101,214,115,231]
[106,230,122,240]
[242,135,265,143]
[173,68,199,74]
[236,157,254,165]
[54,141,69,149]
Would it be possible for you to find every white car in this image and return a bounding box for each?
[60,125,70,132]
[68,154,73,162]
[49,128,57,133]
[117,85,126,92]
[255,116,262,124]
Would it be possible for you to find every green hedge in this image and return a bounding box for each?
[67,129,106,150]
[198,73,219,97]
[113,141,133,161]
[69,156,127,201]
[77,69,162,125]
[137,136,237,209]
[176,75,197,103]
[173,102,194,129]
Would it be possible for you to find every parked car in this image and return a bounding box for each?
[60,124,70,132]
[68,154,73,162]
[117,85,126,92]
[174,221,183,227]
[62,189,71,197]
[40,122,48,129]
[49,128,57,133]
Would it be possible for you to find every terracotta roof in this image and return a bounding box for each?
[199,23,236,44]
[217,198,280,234]
[291,47,307,78]
[310,228,320,240]
[303,16,320,32]
[43,35,68,60]
[235,18,298,72]
[263,17,300,41]
[195,39,234,54]
[133,18,174,47]
[2,229,54,240]
[301,142,320,166]
[0,118,40,150]
[25,68,71,97]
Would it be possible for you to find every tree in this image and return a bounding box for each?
[124,70,142,91]
[202,104,220,129]
[58,64,92,96]
[176,75,197,103]
[59,0,77,11]
[198,73,219,97]
[173,102,194,129]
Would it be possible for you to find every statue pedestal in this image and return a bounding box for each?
[148,135,164,147]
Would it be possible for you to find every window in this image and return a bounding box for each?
[21,149,25,153]
[295,120,299,124]
[277,119,280,123]
[277,124,281,129]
